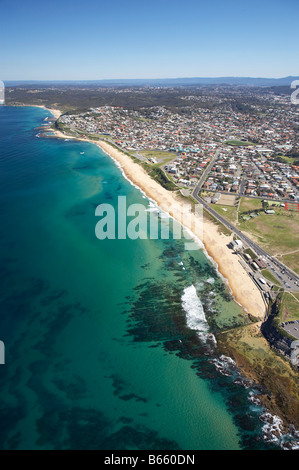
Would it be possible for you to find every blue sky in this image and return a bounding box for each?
[1,0,298,80]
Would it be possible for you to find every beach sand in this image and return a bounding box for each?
[35,105,62,120]
[97,141,266,320]
[48,110,266,320]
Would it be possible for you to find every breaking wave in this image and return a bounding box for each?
[181,285,209,341]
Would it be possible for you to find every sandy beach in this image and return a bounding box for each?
[33,105,62,121]
[97,141,266,319]
[47,108,266,320]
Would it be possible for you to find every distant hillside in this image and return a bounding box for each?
[4,76,299,88]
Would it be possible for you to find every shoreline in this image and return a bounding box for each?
[11,104,299,437]
[9,104,299,438]
[97,141,266,319]
[41,106,266,320]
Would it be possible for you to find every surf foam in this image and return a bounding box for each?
[181,285,209,340]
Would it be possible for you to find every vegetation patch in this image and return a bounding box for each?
[238,198,299,273]
[148,166,178,191]
[281,292,299,321]
[261,269,282,286]
[243,248,258,260]
[208,203,238,224]
[225,140,255,147]
[141,150,176,167]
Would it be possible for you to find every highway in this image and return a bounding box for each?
[192,182,299,293]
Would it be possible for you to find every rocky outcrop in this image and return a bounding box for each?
[261,295,294,361]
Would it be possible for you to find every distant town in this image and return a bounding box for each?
[56,88,299,203]
[51,86,299,320]
[7,83,299,317]
[4,82,299,430]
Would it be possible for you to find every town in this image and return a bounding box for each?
[53,86,299,332]
[56,88,299,203]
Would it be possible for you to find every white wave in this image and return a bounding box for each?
[248,391,262,407]
[178,261,186,270]
[208,333,217,346]
[178,261,186,271]
[219,354,236,366]
[261,413,284,444]
[260,413,299,449]
[211,354,237,376]
[181,285,209,340]
[79,142,244,317]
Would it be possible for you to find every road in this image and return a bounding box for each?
[200,187,296,205]
[196,151,220,189]
[192,183,299,292]
[281,320,299,340]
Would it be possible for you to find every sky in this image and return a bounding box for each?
[1,0,298,80]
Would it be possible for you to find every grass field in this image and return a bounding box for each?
[238,197,262,212]
[280,252,299,275]
[238,198,299,274]
[243,248,258,260]
[141,150,176,167]
[218,194,237,206]
[272,155,297,165]
[208,203,238,224]
[225,140,255,147]
[261,269,282,286]
[281,292,299,321]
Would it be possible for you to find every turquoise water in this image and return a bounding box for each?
[0,106,274,450]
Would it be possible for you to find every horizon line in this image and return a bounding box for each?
[3,75,299,82]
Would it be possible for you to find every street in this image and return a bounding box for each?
[192,183,299,293]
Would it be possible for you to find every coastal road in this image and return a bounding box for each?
[281,320,299,340]
[199,187,296,206]
[192,184,299,292]
[196,150,220,189]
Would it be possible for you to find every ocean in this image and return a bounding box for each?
[0,105,282,450]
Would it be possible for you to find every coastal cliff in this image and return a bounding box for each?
[261,295,295,360]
